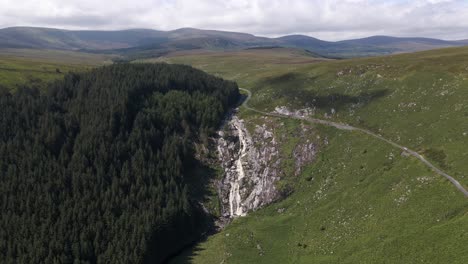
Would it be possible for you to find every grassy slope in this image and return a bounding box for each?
[161,48,468,263]
[0,49,114,89]
[176,124,467,263]
[162,47,468,188]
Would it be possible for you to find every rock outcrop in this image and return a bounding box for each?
[275,106,315,118]
[217,115,281,218]
[293,125,318,176]
[216,108,319,220]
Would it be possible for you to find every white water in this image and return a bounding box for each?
[228,120,248,217]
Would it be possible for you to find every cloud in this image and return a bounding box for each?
[0,0,467,40]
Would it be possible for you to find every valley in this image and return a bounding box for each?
[0,28,467,264]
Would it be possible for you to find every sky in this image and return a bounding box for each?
[1,0,468,41]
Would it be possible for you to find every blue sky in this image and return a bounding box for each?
[1,0,467,40]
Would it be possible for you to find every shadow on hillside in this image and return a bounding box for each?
[256,72,390,111]
[144,160,219,264]
[163,234,212,264]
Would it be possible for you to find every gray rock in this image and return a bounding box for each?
[216,106,319,219]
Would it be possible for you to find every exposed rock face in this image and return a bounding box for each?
[275,106,315,118]
[293,125,318,176]
[217,115,281,218]
[216,109,319,220]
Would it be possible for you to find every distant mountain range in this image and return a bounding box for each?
[1,27,467,58]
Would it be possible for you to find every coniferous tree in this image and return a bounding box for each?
[0,63,239,264]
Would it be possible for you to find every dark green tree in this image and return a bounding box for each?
[0,63,239,264]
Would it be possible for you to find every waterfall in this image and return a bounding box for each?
[228,120,248,217]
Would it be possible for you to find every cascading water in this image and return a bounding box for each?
[217,113,296,221]
[228,121,248,217]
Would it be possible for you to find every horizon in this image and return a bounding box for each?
[1,25,466,42]
[1,0,468,41]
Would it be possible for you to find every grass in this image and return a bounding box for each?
[0,48,114,89]
[162,47,468,188]
[162,47,468,263]
[172,122,468,263]
[2,46,466,263]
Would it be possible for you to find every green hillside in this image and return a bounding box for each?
[162,47,468,263]
[0,49,113,89]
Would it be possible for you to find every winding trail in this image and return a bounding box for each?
[239,88,468,198]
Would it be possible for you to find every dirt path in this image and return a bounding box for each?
[239,88,468,198]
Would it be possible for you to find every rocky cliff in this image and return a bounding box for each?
[216,109,319,220]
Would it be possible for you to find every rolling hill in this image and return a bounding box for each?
[0,27,167,50]
[1,27,467,58]
[0,48,114,89]
[160,46,468,263]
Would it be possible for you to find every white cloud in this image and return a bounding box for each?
[0,0,467,40]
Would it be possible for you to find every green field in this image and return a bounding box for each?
[0,49,114,89]
[161,47,468,263]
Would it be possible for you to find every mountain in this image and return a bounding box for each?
[0,27,272,51]
[273,34,387,57]
[0,27,168,50]
[275,35,333,49]
[338,35,454,46]
[0,26,467,58]
[337,35,459,53]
